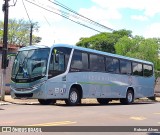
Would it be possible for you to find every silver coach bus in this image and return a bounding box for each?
[10,44,155,106]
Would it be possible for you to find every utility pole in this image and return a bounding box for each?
[1,0,9,101]
[29,24,33,45]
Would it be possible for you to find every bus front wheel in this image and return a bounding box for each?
[120,90,134,105]
[65,88,80,106]
[38,99,56,105]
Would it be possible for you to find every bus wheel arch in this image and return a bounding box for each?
[120,87,134,105]
[65,84,82,106]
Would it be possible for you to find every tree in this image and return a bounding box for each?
[115,36,160,71]
[76,29,133,53]
[0,19,41,46]
[0,29,2,43]
[113,29,132,38]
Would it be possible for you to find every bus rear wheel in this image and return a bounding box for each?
[120,90,134,105]
[38,99,56,105]
[97,98,109,105]
[65,88,80,106]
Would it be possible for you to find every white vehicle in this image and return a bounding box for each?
[10,44,155,106]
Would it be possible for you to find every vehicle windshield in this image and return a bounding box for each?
[11,48,50,81]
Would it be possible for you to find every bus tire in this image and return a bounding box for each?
[120,89,134,105]
[97,98,109,105]
[65,88,80,106]
[38,99,53,105]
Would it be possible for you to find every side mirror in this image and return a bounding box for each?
[6,53,16,67]
[55,54,59,63]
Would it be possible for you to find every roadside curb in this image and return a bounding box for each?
[0,102,12,105]
[0,96,160,105]
[0,95,39,105]
[4,100,39,105]
[0,100,39,105]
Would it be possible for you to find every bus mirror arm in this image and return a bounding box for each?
[6,58,9,67]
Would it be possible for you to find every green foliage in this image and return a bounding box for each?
[155,70,160,79]
[0,19,41,46]
[0,23,3,42]
[112,29,132,38]
[115,36,160,71]
[76,29,160,71]
[76,29,132,53]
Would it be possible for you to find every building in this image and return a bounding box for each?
[0,43,19,94]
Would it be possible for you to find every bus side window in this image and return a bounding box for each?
[90,54,98,71]
[132,62,143,76]
[89,54,105,72]
[71,51,83,70]
[143,64,153,77]
[48,47,71,78]
[106,57,120,73]
[71,50,89,71]
[120,60,131,75]
[82,53,89,70]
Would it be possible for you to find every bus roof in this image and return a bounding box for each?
[19,44,153,65]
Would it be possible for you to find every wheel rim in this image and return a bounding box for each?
[127,92,133,103]
[70,91,78,103]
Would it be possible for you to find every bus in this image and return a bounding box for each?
[10,44,155,106]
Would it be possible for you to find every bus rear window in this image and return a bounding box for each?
[143,64,153,77]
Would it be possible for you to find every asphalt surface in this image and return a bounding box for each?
[0,95,160,105]
[0,96,160,135]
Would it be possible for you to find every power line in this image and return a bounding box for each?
[9,0,18,7]
[48,0,114,31]
[22,0,32,24]
[24,0,101,33]
[43,15,51,26]
[22,0,33,45]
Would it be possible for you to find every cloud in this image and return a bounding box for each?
[78,6,118,31]
[0,0,63,23]
[36,20,99,45]
[91,0,160,17]
[79,6,121,20]
[131,15,148,21]
[144,23,160,38]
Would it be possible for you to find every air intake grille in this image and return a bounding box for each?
[15,93,33,98]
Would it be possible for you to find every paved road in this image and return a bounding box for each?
[0,101,160,135]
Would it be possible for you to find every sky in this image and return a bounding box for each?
[1,0,160,45]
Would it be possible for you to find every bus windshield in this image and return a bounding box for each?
[11,48,50,82]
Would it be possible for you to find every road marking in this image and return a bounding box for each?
[27,121,77,126]
[130,116,146,121]
[154,112,160,115]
